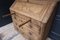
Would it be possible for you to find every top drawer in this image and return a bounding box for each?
[12,12,30,26]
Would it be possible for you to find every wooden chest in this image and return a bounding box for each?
[10,1,57,40]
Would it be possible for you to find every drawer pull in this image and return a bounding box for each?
[2,13,15,18]
[0,13,15,20]
[19,19,31,27]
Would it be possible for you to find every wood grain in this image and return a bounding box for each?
[10,1,57,40]
[10,1,56,23]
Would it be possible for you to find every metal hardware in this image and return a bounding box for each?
[19,19,31,27]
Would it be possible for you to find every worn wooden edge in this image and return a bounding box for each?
[10,1,16,13]
[42,1,57,23]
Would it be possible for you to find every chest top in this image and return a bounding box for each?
[10,1,57,23]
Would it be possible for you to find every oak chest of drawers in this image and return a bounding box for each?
[10,1,57,40]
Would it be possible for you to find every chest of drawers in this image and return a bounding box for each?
[10,1,57,40]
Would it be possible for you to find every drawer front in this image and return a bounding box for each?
[12,13,30,26]
[31,19,41,26]
[19,22,30,34]
[30,19,41,34]
[30,23,41,35]
[15,13,30,22]
[18,21,41,36]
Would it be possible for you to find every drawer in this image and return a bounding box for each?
[15,13,30,21]
[19,22,30,34]
[29,19,41,34]
[19,27,40,40]
[30,23,41,35]
[18,21,40,36]
[12,13,30,26]
[31,19,41,26]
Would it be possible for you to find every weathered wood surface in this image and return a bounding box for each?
[10,1,57,40]
[10,1,56,23]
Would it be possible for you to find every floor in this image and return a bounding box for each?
[0,23,52,40]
